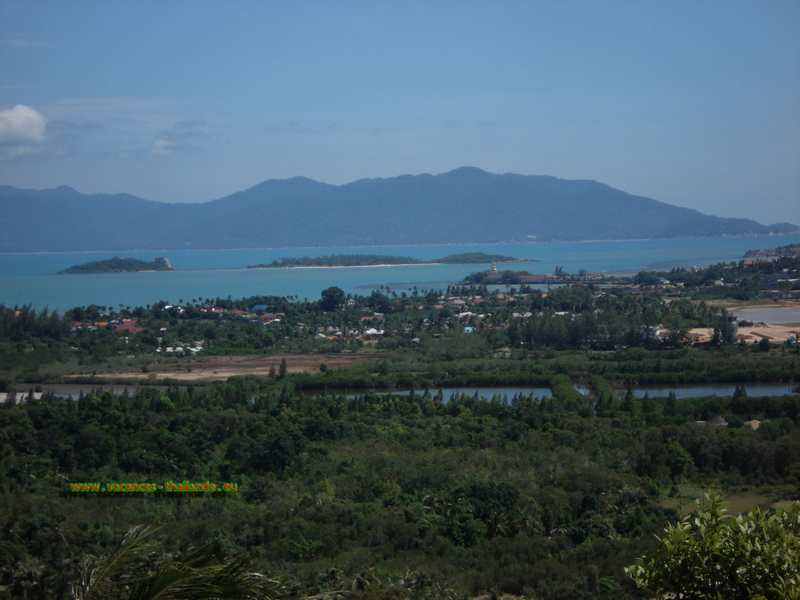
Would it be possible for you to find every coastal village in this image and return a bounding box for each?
[61,283,799,358]
[53,246,800,360]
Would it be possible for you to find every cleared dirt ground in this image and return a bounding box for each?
[705,299,800,310]
[67,352,384,383]
[736,324,800,343]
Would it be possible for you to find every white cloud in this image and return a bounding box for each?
[0,104,46,144]
[0,105,47,159]
[43,96,177,158]
[151,137,176,156]
[151,120,209,157]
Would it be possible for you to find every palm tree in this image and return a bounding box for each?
[72,526,281,600]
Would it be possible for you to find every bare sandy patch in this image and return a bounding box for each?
[736,324,800,344]
[705,299,800,310]
[66,353,384,383]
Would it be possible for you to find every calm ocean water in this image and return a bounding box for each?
[1,234,799,310]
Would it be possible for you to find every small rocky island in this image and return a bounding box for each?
[60,256,174,274]
[464,269,559,285]
[464,264,621,285]
[248,252,526,269]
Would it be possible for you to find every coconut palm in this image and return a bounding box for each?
[72,526,281,600]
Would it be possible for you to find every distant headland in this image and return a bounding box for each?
[744,243,800,259]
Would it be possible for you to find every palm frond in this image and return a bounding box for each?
[129,553,281,600]
[72,525,160,600]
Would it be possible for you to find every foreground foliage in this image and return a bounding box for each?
[626,495,800,599]
[72,525,281,600]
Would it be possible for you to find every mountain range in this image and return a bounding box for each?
[1,167,795,252]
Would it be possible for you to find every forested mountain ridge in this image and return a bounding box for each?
[0,168,795,251]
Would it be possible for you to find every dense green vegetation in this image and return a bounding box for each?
[1,266,799,598]
[435,252,523,264]
[463,269,546,285]
[248,253,521,269]
[1,377,798,599]
[627,495,800,599]
[249,254,425,268]
[59,257,173,274]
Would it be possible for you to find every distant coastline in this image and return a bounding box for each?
[3,231,800,256]
[249,262,443,270]
[246,253,527,270]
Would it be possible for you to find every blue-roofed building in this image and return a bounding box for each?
[251,304,269,313]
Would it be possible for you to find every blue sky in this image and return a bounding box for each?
[0,1,798,223]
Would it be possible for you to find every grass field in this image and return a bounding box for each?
[660,483,799,516]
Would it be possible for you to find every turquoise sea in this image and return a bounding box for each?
[1,234,799,310]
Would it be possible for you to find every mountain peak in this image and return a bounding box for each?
[245,175,329,192]
[0,173,795,251]
[49,185,80,195]
[444,166,490,177]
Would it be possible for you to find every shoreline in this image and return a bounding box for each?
[246,260,528,271]
[247,262,445,270]
[2,232,799,256]
[58,269,174,275]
